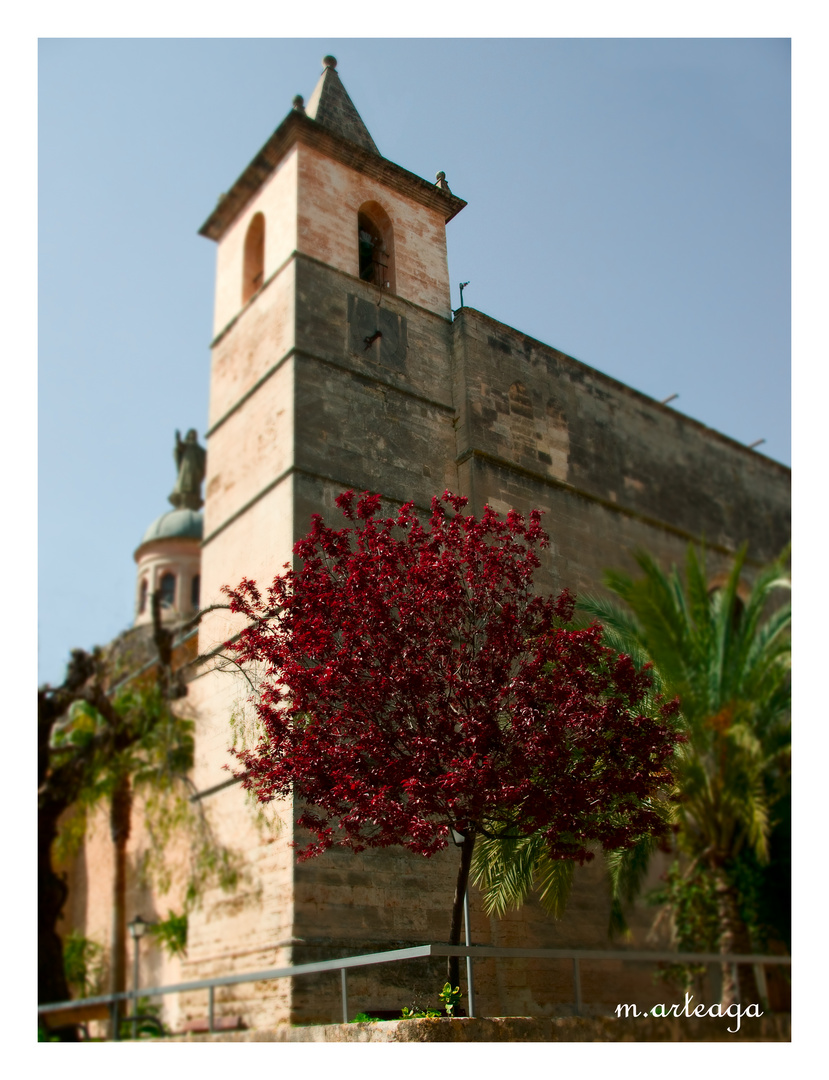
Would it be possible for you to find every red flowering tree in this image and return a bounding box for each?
[225,491,679,987]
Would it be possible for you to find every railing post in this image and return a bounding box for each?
[754,963,770,1011]
[708,961,721,1004]
[572,957,582,1016]
[208,985,215,1032]
[341,968,348,1025]
[463,888,475,1018]
[110,999,120,1041]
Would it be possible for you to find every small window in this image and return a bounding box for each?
[191,574,201,610]
[357,203,394,292]
[138,578,149,614]
[159,572,176,609]
[242,212,266,304]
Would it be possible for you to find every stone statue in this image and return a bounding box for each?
[169,429,206,510]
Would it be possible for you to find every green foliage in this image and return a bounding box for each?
[52,802,91,865]
[149,910,188,957]
[438,982,462,1017]
[138,784,241,910]
[643,851,784,993]
[54,685,240,912]
[743,790,791,950]
[39,646,242,1011]
[647,860,720,992]
[650,860,720,950]
[398,982,463,1019]
[605,833,662,937]
[38,1024,60,1042]
[63,930,106,999]
[229,700,286,837]
[119,996,167,1039]
[727,852,770,948]
[51,687,194,837]
[51,686,194,803]
[579,544,791,948]
[471,733,672,932]
[349,984,465,1023]
[113,685,196,783]
[472,831,576,919]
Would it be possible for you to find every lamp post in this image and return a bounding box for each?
[127,915,153,1039]
[449,827,476,1017]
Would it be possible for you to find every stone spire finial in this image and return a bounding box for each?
[292,94,305,113]
[304,56,379,155]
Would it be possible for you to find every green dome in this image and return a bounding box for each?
[141,508,203,544]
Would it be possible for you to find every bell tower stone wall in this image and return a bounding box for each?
[211,145,299,339]
[296,143,453,317]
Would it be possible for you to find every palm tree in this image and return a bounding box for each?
[472,545,790,1007]
[579,544,791,1005]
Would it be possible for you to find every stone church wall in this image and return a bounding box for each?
[451,305,790,600]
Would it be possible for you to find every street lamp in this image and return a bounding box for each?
[448,827,476,1017]
[127,915,154,1038]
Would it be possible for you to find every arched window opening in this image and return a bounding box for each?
[242,212,266,304]
[138,578,149,614]
[357,203,394,292]
[159,572,176,609]
[191,574,201,610]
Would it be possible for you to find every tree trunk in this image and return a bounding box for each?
[110,775,133,1012]
[38,686,82,1039]
[38,794,77,1037]
[447,832,476,991]
[711,860,761,1007]
[38,826,80,1039]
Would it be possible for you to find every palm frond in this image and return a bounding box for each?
[472,832,576,920]
[471,832,544,917]
[605,833,662,935]
[533,853,576,920]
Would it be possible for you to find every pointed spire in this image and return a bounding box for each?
[304,56,379,155]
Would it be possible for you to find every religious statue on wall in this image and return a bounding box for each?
[169,429,206,511]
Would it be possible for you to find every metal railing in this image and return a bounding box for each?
[38,943,791,1038]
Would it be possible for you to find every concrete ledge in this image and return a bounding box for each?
[167,1014,791,1042]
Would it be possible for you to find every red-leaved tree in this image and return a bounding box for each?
[224,492,679,988]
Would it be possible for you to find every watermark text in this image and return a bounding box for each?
[616,992,763,1033]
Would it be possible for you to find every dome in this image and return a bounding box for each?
[140,507,203,544]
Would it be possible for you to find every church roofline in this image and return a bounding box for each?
[198,110,466,242]
[453,305,792,476]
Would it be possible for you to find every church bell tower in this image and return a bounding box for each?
[195,54,466,666]
[186,57,467,1024]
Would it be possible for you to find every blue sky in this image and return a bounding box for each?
[37,37,791,687]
